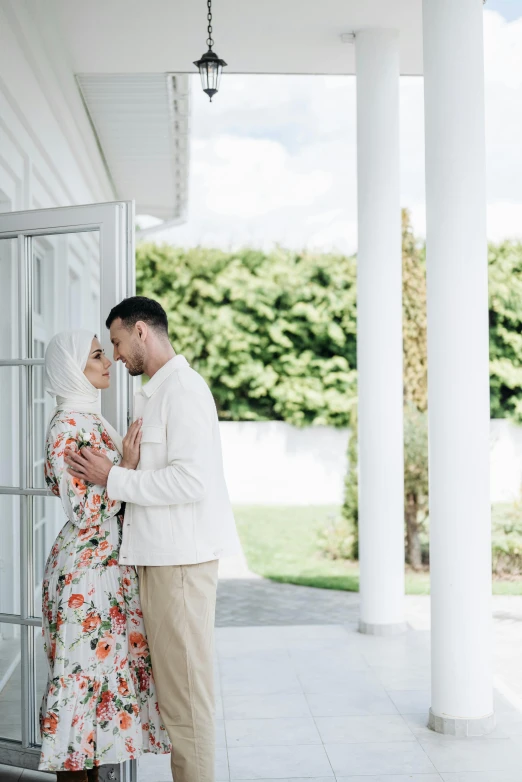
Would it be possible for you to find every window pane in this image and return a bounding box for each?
[0,622,21,742]
[35,626,49,745]
[32,494,62,619]
[33,255,42,316]
[32,355,52,491]
[0,366,20,488]
[0,238,19,360]
[0,495,21,617]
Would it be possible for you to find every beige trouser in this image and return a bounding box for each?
[137,560,219,782]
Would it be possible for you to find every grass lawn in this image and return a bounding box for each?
[233,505,522,596]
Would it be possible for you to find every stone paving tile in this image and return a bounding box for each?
[305,690,399,717]
[0,764,23,781]
[336,777,443,782]
[216,578,360,627]
[440,773,521,781]
[315,714,416,744]
[418,735,520,774]
[387,688,431,714]
[325,740,438,776]
[223,693,311,720]
[228,744,334,779]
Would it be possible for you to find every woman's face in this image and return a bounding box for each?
[83,337,112,390]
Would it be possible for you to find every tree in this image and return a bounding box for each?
[136,243,358,427]
[401,209,429,567]
[342,402,359,560]
[403,403,429,570]
[402,209,428,413]
[489,241,522,423]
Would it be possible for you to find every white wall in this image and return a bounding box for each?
[0,1,113,634]
[219,421,350,505]
[220,419,522,507]
[490,419,522,503]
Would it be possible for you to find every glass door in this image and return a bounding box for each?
[0,202,135,780]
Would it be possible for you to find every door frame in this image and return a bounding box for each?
[0,201,135,781]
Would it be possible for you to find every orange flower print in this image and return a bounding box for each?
[41,711,59,735]
[96,632,115,661]
[119,711,133,731]
[78,679,88,695]
[82,613,101,634]
[101,430,115,450]
[79,549,93,566]
[117,677,130,697]
[129,632,148,658]
[125,737,136,755]
[71,476,87,496]
[81,730,95,757]
[96,540,112,558]
[96,689,117,721]
[65,418,77,426]
[78,527,99,542]
[64,752,84,771]
[68,594,84,609]
[64,573,73,585]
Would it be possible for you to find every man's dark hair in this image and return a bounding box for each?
[106,296,169,335]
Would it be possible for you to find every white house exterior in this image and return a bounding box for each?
[0,0,498,778]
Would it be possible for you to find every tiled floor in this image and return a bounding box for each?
[136,622,522,782]
[3,558,522,781]
[0,765,51,780]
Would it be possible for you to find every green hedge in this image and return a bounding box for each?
[136,237,522,426]
[136,244,357,426]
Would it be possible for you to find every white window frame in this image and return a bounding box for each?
[0,201,135,780]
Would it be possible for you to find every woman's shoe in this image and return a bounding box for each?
[56,772,88,781]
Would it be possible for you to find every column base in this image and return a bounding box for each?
[358,619,408,636]
[428,707,496,736]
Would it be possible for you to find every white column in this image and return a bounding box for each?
[423,0,494,735]
[356,29,406,635]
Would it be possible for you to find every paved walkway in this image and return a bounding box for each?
[138,555,522,782]
[4,554,522,781]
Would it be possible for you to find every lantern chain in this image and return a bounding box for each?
[206,0,214,49]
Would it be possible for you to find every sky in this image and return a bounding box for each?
[139,4,522,255]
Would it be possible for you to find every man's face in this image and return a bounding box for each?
[109,318,146,376]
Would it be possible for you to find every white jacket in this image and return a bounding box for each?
[107,355,241,566]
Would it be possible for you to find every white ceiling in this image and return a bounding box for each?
[50,0,424,77]
[77,73,190,220]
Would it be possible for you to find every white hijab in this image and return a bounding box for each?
[44,329,123,453]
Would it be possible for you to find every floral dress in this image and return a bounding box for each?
[39,409,171,772]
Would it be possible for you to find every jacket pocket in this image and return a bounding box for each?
[140,425,165,444]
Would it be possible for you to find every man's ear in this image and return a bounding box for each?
[135,320,148,341]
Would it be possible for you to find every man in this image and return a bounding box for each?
[65,296,241,782]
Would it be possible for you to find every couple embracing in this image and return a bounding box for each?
[39,296,240,781]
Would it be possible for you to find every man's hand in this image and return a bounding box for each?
[65,447,113,487]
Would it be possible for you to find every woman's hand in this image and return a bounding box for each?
[121,418,143,470]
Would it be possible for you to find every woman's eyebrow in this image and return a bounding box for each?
[91,348,103,355]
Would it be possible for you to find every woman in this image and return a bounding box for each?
[39,329,171,780]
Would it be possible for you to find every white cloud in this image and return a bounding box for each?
[143,11,522,253]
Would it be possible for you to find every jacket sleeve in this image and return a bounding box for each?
[107,389,214,506]
[45,418,122,530]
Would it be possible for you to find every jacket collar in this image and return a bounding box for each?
[140,354,189,398]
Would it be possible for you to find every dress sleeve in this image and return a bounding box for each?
[45,415,122,530]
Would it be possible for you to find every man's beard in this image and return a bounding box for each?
[125,343,146,376]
